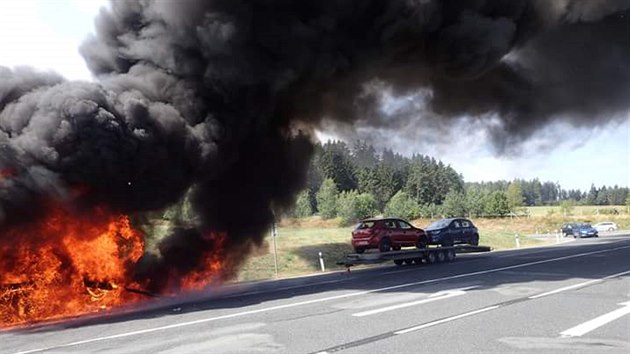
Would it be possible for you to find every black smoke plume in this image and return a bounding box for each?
[1,0,628,290]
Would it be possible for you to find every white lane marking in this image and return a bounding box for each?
[528,269,630,299]
[12,244,630,354]
[560,301,630,338]
[394,306,500,334]
[352,286,477,317]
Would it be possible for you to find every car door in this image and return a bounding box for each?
[397,220,416,246]
[449,220,463,244]
[460,219,472,242]
[383,219,399,244]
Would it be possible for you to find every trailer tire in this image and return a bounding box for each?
[446,249,456,262]
[413,257,423,265]
[394,259,404,266]
[426,252,437,264]
[379,238,391,252]
[437,250,446,263]
[404,259,413,265]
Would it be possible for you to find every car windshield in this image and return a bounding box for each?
[355,221,375,230]
[427,219,451,229]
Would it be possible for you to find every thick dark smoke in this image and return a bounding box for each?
[1,0,628,290]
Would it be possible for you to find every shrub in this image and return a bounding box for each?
[316,178,339,219]
[337,190,376,226]
[292,190,313,218]
[442,190,467,218]
[384,191,421,220]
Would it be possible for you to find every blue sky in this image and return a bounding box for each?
[1,0,628,191]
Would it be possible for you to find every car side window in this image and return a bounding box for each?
[385,221,397,229]
[398,221,412,229]
[461,220,470,227]
[453,221,461,228]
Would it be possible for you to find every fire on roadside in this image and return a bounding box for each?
[0,201,226,328]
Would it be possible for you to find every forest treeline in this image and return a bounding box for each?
[291,140,629,224]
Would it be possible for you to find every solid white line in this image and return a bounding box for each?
[528,269,630,299]
[394,306,500,334]
[12,244,630,354]
[352,287,474,317]
[560,302,630,337]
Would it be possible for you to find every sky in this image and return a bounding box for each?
[1,0,628,192]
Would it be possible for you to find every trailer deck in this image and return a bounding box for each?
[337,245,491,267]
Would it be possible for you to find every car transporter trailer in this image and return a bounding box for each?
[337,244,492,268]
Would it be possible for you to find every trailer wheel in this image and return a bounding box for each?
[426,252,437,264]
[379,238,391,252]
[414,257,423,265]
[437,250,446,263]
[394,259,404,266]
[445,249,456,262]
[404,259,413,265]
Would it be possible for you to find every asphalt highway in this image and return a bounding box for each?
[3,233,630,353]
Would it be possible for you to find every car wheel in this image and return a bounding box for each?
[393,259,404,266]
[416,237,427,249]
[608,227,614,232]
[379,238,391,252]
[470,234,479,246]
[354,247,365,254]
[444,249,455,262]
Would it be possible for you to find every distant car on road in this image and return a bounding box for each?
[572,223,598,238]
[593,222,618,232]
[351,218,428,253]
[561,222,580,237]
[424,218,480,247]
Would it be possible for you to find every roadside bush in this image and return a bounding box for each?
[384,191,421,220]
[442,190,467,218]
[337,190,376,226]
[483,191,510,217]
[292,190,313,218]
[419,203,441,219]
[316,178,339,219]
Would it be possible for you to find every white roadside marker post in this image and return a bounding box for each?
[319,251,326,272]
[515,234,520,249]
[272,222,279,278]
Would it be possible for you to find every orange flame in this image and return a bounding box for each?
[179,232,226,290]
[0,200,227,328]
[0,202,145,327]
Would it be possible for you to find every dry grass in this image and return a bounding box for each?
[237,213,628,281]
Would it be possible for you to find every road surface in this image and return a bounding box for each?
[3,233,630,353]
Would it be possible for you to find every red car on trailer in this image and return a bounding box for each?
[351,218,428,253]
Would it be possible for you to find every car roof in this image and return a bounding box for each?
[360,217,410,223]
[434,217,469,223]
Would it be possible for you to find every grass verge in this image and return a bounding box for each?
[236,215,593,281]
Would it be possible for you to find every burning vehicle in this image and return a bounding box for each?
[1,0,629,327]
